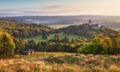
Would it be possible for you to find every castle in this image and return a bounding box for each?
[82,19,104,29]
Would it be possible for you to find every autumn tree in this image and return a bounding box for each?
[0,31,15,58]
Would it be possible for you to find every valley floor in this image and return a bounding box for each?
[0,52,120,72]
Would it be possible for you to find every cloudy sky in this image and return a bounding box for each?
[0,0,120,16]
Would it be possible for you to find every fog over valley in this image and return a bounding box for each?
[8,15,120,30]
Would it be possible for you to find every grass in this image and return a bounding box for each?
[0,52,120,72]
[17,52,53,59]
[27,34,80,43]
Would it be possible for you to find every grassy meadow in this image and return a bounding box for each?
[27,34,80,43]
[0,52,120,72]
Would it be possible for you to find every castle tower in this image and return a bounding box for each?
[88,19,92,24]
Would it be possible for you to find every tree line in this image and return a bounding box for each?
[15,35,120,55]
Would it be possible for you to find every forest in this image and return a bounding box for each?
[0,18,120,58]
[0,18,52,38]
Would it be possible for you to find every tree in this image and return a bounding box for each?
[62,35,69,43]
[111,37,120,54]
[0,32,15,58]
[25,40,36,50]
[98,39,108,54]
[54,33,62,40]
[42,30,49,39]
[14,38,27,54]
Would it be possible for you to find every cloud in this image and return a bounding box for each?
[0,5,84,16]
[0,5,65,16]
[43,5,64,9]
[0,9,23,13]
[0,9,82,16]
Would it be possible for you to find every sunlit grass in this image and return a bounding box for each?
[0,52,120,72]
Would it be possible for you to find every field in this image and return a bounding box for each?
[0,52,120,72]
[27,34,80,43]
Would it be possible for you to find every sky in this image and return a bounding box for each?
[0,0,120,17]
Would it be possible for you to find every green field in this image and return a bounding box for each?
[27,34,80,43]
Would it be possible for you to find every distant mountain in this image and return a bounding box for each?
[6,15,120,30]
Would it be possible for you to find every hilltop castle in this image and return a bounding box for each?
[81,19,105,29]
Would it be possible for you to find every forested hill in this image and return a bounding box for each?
[0,18,52,38]
[57,23,120,39]
[0,18,119,39]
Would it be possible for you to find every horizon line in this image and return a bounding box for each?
[1,14,120,17]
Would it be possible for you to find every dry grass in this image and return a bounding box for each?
[0,52,120,72]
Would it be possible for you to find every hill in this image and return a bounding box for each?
[0,18,119,40]
[0,18,53,38]
[57,23,120,39]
